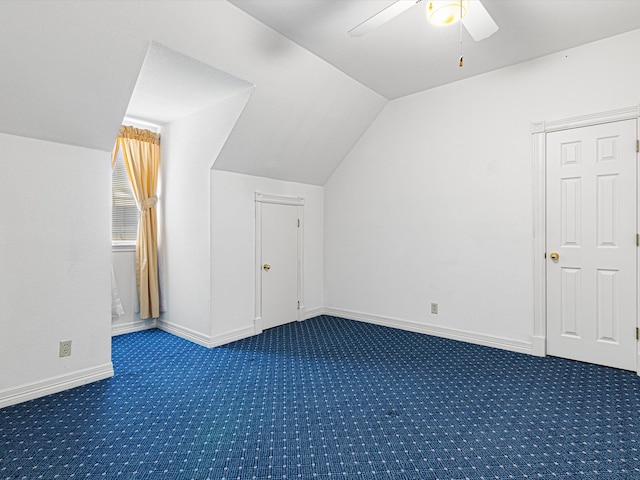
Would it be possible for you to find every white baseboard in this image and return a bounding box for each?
[111,318,156,336]
[323,307,533,355]
[531,335,546,357]
[255,308,324,331]
[209,325,256,347]
[156,319,213,347]
[155,308,532,355]
[0,363,114,409]
[157,319,255,348]
[302,307,325,320]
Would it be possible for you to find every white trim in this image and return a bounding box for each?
[532,336,546,357]
[302,307,325,320]
[297,203,305,316]
[531,106,640,134]
[208,326,256,348]
[254,197,263,335]
[0,363,114,409]
[324,307,532,355]
[156,319,211,347]
[156,319,254,348]
[532,128,547,357]
[532,105,640,363]
[254,192,305,207]
[254,192,305,333]
[637,118,640,377]
[111,318,156,336]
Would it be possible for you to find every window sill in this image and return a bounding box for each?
[112,242,136,253]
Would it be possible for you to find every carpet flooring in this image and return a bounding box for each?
[1,316,640,479]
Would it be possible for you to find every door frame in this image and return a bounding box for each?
[254,192,305,335]
[531,105,640,373]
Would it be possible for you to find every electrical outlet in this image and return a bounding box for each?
[431,303,438,314]
[59,340,72,357]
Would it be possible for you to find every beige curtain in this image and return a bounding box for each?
[112,126,160,319]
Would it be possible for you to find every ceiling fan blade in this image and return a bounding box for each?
[348,0,419,37]
[462,0,498,41]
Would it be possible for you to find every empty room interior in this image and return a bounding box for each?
[2,1,640,478]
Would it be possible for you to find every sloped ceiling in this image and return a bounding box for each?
[0,1,386,185]
[5,1,638,185]
[126,42,254,128]
[212,53,385,182]
[229,0,640,100]
[0,1,148,152]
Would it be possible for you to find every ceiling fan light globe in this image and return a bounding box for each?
[428,0,470,26]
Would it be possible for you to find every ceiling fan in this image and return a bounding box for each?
[348,0,498,42]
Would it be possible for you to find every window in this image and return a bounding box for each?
[112,148,138,244]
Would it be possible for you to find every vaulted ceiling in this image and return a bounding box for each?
[125,42,254,128]
[1,1,639,185]
[230,0,640,99]
[0,1,385,185]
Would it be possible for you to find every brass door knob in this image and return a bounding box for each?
[549,252,559,261]
[263,264,271,271]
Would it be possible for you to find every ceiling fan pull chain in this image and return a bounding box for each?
[458,0,464,67]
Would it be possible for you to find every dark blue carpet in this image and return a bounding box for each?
[1,316,639,479]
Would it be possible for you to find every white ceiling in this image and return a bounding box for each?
[3,1,640,185]
[126,42,254,127]
[0,1,385,185]
[229,0,640,99]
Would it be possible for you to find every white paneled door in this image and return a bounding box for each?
[546,119,637,370]
[261,202,300,330]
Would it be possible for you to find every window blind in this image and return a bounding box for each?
[112,148,138,243]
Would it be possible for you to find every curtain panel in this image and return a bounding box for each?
[112,126,161,320]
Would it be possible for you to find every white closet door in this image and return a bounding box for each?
[546,119,637,370]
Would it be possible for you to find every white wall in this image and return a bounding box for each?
[159,89,253,344]
[324,29,640,353]
[160,89,325,346]
[210,170,324,341]
[111,249,147,334]
[0,133,112,408]
[125,74,329,347]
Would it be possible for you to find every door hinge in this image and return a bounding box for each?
[544,252,546,259]
[297,301,300,310]
[636,139,639,153]
[637,233,639,246]
[636,327,639,340]
[297,219,300,228]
